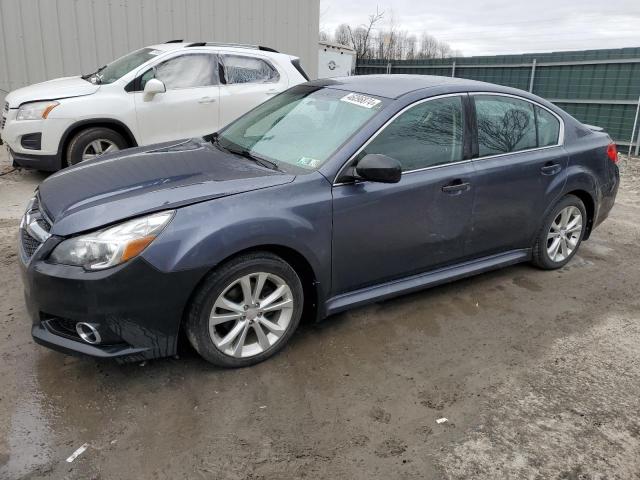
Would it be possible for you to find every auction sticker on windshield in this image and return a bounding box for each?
[340,93,382,109]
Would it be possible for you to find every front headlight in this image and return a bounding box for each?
[16,101,60,120]
[50,210,174,270]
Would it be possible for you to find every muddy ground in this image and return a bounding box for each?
[1,150,639,480]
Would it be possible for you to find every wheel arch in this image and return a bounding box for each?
[564,189,596,239]
[177,244,322,347]
[57,119,138,166]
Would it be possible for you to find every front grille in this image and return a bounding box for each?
[20,196,51,261]
[36,218,51,232]
[21,228,41,258]
[1,102,7,130]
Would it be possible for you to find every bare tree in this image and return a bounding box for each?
[418,33,440,59]
[347,6,384,62]
[322,8,460,61]
[334,24,351,47]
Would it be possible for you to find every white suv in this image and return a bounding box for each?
[0,40,309,170]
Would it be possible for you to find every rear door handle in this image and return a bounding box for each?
[441,180,470,194]
[265,89,279,95]
[198,96,216,104]
[541,162,561,175]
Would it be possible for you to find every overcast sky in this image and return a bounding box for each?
[320,0,640,56]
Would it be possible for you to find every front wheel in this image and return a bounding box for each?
[66,127,128,166]
[185,252,304,368]
[532,194,587,270]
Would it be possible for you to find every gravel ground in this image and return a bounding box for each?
[1,150,639,479]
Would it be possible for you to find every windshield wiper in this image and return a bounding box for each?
[232,147,282,172]
[208,133,282,172]
[81,65,107,83]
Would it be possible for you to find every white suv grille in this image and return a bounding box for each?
[1,102,7,130]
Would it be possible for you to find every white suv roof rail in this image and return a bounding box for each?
[184,42,279,53]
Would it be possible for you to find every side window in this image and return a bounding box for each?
[221,55,279,84]
[141,54,218,90]
[536,106,560,147]
[359,96,465,172]
[474,95,537,157]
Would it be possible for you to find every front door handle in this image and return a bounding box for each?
[441,180,470,194]
[198,96,216,104]
[265,89,279,96]
[541,162,561,175]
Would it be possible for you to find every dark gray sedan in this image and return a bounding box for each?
[19,75,619,367]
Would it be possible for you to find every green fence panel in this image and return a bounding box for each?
[356,47,640,146]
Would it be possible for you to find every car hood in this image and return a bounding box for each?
[5,76,99,107]
[38,138,295,236]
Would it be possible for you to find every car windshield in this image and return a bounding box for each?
[85,48,161,85]
[217,86,387,171]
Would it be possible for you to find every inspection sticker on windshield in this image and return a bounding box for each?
[297,157,321,168]
[340,92,381,109]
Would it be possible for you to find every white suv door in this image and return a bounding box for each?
[133,52,220,145]
[218,54,289,128]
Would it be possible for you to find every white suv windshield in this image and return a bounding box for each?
[217,86,386,171]
[85,48,161,85]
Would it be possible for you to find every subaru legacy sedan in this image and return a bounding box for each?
[19,75,619,367]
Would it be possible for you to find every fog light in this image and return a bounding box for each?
[76,322,102,344]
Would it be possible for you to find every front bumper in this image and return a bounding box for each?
[20,238,208,362]
[7,147,60,171]
[1,113,70,170]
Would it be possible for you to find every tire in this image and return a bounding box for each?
[66,127,128,166]
[532,194,587,270]
[185,252,304,368]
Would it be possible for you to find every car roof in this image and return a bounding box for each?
[145,42,287,58]
[306,74,493,99]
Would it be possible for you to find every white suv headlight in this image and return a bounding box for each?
[16,101,60,120]
[50,211,174,270]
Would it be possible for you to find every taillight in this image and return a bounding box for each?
[607,143,618,163]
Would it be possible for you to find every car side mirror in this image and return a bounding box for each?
[143,78,166,97]
[355,154,402,183]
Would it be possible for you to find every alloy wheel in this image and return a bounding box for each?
[547,206,583,263]
[81,139,119,162]
[208,272,294,358]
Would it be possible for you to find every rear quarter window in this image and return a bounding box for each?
[221,55,279,84]
[536,106,561,147]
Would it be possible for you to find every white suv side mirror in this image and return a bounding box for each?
[144,78,166,97]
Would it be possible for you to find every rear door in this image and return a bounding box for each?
[133,52,220,145]
[218,54,288,128]
[331,94,475,295]
[466,93,567,257]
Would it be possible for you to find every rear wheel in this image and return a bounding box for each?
[66,127,128,166]
[532,194,586,269]
[185,252,304,368]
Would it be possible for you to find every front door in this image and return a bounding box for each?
[134,52,220,145]
[331,94,475,295]
[466,93,568,257]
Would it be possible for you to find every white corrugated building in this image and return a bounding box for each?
[0,0,320,106]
